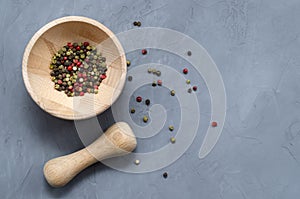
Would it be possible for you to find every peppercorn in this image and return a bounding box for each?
[187,51,192,56]
[169,125,174,131]
[126,60,131,67]
[163,172,168,179]
[157,80,162,86]
[130,108,135,114]
[49,42,107,96]
[148,68,152,73]
[193,86,197,91]
[127,76,133,81]
[156,70,161,76]
[152,81,157,87]
[211,121,218,127]
[143,116,148,123]
[183,68,188,74]
[141,49,147,55]
[136,96,142,102]
[137,21,141,27]
[170,90,175,96]
[134,159,140,165]
[145,99,150,106]
[188,88,192,93]
[186,79,191,84]
[170,137,176,144]
[133,21,138,26]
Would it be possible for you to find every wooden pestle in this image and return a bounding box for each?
[43,122,136,187]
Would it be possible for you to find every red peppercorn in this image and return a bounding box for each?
[76,62,82,66]
[82,73,87,78]
[71,63,74,67]
[76,46,81,51]
[67,42,72,47]
[100,74,106,79]
[74,82,79,86]
[85,58,89,63]
[141,49,147,55]
[79,92,84,96]
[83,42,89,46]
[63,56,67,60]
[136,96,142,102]
[77,73,82,78]
[183,68,188,74]
[67,66,73,71]
[73,59,78,63]
[57,80,62,85]
[193,86,197,91]
[211,121,218,127]
[94,85,98,89]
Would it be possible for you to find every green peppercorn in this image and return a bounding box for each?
[94,89,98,94]
[66,51,71,56]
[143,116,148,123]
[170,90,175,96]
[170,137,176,144]
[54,84,60,90]
[156,71,161,76]
[127,60,131,67]
[130,108,135,113]
[186,79,191,84]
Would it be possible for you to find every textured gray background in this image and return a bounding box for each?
[1,0,300,198]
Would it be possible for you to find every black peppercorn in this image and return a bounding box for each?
[145,99,150,106]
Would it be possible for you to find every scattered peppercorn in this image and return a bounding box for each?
[148,68,152,73]
[136,96,142,102]
[187,51,192,56]
[130,108,135,114]
[170,137,176,144]
[137,21,141,27]
[128,76,133,81]
[170,90,175,96]
[211,121,218,127]
[157,80,162,86]
[186,79,191,84]
[152,81,157,87]
[156,70,161,76]
[193,86,197,91]
[169,125,174,131]
[134,159,140,165]
[188,88,192,93]
[163,172,168,179]
[127,60,131,67]
[145,99,150,106]
[141,49,147,55]
[143,116,148,123]
[183,68,188,74]
[133,21,138,26]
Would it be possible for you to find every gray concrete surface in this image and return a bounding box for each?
[1,0,300,198]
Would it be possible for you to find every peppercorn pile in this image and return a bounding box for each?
[49,42,107,97]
